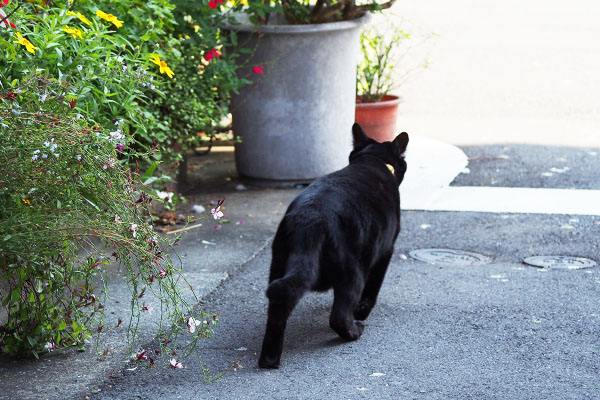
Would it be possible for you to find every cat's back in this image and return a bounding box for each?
[285,163,399,223]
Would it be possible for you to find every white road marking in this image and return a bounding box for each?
[401,136,600,216]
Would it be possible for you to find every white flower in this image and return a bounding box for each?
[32,154,39,161]
[169,358,183,369]
[109,130,123,141]
[49,143,58,152]
[130,224,138,237]
[76,154,82,161]
[187,317,202,334]
[156,190,173,204]
[211,206,224,220]
[104,86,109,94]
[150,84,155,90]
[77,65,83,71]
[42,154,48,159]
[43,141,50,147]
[54,153,59,158]
[33,149,40,154]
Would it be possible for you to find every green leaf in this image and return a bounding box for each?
[3,234,12,241]
[142,162,159,180]
[58,321,66,331]
[10,288,20,303]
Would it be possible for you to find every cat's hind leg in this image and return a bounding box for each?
[330,271,366,341]
[258,298,299,369]
[259,253,316,368]
[354,252,392,321]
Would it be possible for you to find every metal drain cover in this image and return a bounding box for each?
[523,256,597,270]
[409,248,492,266]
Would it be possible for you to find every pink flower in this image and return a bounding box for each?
[130,224,137,237]
[44,342,56,351]
[141,304,153,313]
[211,198,225,220]
[211,208,224,220]
[187,317,202,334]
[116,144,124,153]
[252,65,264,75]
[159,269,167,278]
[169,358,183,369]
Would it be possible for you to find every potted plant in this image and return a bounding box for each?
[223,0,396,186]
[356,20,431,142]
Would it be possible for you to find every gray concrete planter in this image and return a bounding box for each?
[226,13,368,186]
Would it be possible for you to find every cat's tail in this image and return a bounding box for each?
[266,249,320,303]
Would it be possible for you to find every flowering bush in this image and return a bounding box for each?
[140,0,250,162]
[0,0,248,167]
[0,78,216,360]
[0,0,250,363]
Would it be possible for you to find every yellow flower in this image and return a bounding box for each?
[96,9,123,29]
[67,11,92,26]
[62,26,84,40]
[14,33,39,54]
[23,199,31,205]
[149,54,175,79]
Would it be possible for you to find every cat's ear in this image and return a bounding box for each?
[392,132,409,157]
[352,123,370,149]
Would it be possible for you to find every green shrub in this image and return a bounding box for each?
[1,0,248,166]
[0,78,216,359]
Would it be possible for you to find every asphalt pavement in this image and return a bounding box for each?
[2,0,600,399]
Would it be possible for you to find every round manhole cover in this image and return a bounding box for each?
[523,256,596,270]
[409,248,492,266]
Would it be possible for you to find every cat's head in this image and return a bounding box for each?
[349,123,409,185]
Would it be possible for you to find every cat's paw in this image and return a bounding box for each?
[258,355,281,369]
[334,320,366,341]
[354,320,366,337]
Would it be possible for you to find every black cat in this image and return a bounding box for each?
[258,123,409,369]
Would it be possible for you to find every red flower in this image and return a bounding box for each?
[204,48,220,61]
[208,0,217,8]
[252,65,264,75]
[0,0,16,28]
[1,91,15,103]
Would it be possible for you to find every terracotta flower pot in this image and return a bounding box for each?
[355,95,402,143]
